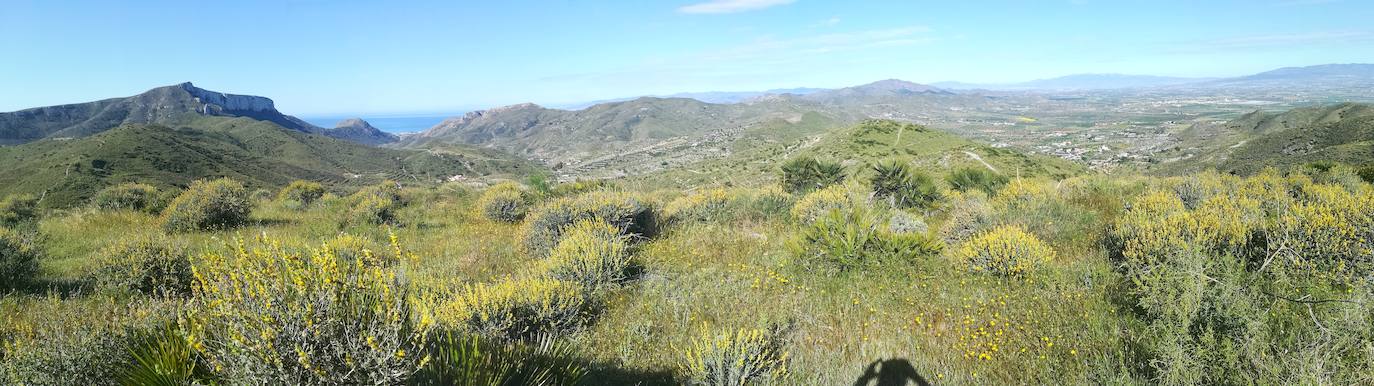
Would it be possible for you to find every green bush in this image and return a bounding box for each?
[1358,165,1374,184]
[662,188,730,224]
[477,182,528,222]
[91,183,166,213]
[413,332,587,386]
[0,194,38,227]
[0,296,175,386]
[938,190,993,244]
[780,156,845,194]
[954,225,1055,276]
[790,184,852,224]
[345,181,404,225]
[277,180,326,208]
[542,220,633,290]
[0,228,38,292]
[946,167,1009,196]
[679,326,789,386]
[186,235,426,385]
[89,235,193,297]
[520,192,653,258]
[159,178,252,232]
[870,161,941,209]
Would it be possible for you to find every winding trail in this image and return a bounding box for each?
[963,150,998,173]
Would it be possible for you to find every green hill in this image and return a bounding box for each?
[0,116,542,207]
[634,119,1084,188]
[1155,103,1374,174]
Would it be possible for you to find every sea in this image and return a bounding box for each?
[302,114,453,134]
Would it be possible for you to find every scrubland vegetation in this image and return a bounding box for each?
[1,159,1372,385]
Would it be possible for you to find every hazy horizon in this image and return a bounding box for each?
[4,0,1373,115]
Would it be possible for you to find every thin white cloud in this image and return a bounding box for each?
[809,16,841,28]
[677,0,795,14]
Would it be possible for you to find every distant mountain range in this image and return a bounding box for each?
[933,74,1214,91]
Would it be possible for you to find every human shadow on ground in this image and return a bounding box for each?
[852,358,931,386]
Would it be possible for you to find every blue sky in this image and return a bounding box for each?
[2,0,1372,116]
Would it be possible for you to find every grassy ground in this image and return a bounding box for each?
[3,167,1371,385]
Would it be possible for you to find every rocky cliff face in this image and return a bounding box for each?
[0,82,323,144]
[180,82,275,113]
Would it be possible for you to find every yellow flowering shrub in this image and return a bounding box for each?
[184,234,426,385]
[476,181,528,222]
[276,180,326,209]
[432,277,588,340]
[542,220,632,290]
[790,184,852,223]
[160,178,253,233]
[520,191,652,257]
[662,188,730,224]
[994,178,1052,207]
[955,225,1055,276]
[678,326,789,386]
[1110,174,1374,384]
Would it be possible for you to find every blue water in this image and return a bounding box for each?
[302,114,452,134]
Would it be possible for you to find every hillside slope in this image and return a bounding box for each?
[1155,103,1374,174]
[636,119,1083,188]
[0,116,542,207]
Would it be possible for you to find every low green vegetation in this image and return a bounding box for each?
[2,140,1373,385]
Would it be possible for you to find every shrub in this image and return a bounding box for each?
[870,161,941,209]
[737,186,794,218]
[185,235,426,385]
[549,179,610,198]
[954,225,1054,276]
[542,220,632,290]
[792,205,941,270]
[0,296,176,386]
[433,277,588,340]
[92,183,165,213]
[946,167,1009,195]
[476,182,528,222]
[887,210,928,234]
[346,181,404,225]
[1358,165,1374,184]
[679,327,789,386]
[89,235,193,297]
[0,228,38,292]
[0,194,38,227]
[790,184,852,224]
[159,178,252,232]
[662,188,730,224]
[413,332,587,386]
[780,156,845,194]
[277,180,326,208]
[119,326,213,386]
[938,190,993,244]
[322,233,396,267]
[520,192,653,258]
